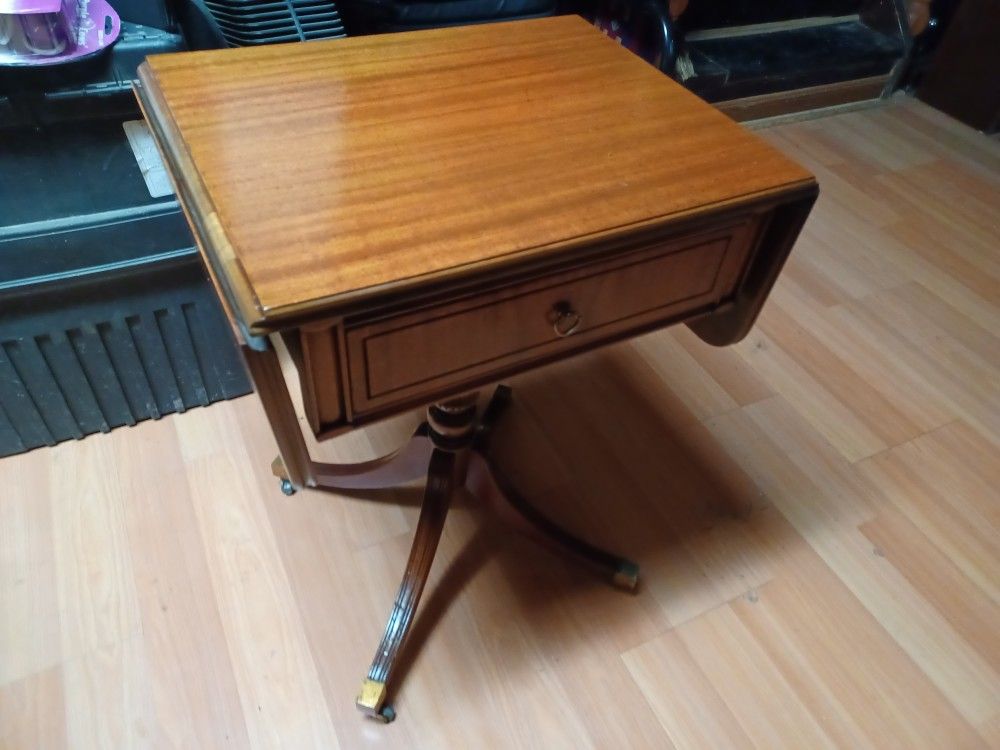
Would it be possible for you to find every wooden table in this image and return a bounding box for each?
[135,15,816,722]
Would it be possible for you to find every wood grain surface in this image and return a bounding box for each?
[137,15,813,329]
[2,97,997,749]
[344,223,752,414]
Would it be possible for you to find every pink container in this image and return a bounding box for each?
[0,0,120,66]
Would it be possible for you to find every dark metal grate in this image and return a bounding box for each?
[0,301,251,457]
[203,0,347,46]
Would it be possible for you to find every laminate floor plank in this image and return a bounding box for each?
[0,666,66,750]
[112,420,251,749]
[0,450,62,686]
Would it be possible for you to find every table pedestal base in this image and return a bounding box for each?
[270,385,638,722]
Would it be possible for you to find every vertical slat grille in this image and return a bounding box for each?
[203,0,346,46]
[0,300,250,457]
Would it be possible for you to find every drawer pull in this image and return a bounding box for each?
[552,304,583,338]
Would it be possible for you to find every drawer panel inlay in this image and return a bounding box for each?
[345,222,758,415]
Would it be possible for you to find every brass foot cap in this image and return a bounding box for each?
[612,560,640,591]
[356,679,392,721]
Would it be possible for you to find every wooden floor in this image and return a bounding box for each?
[2,96,998,749]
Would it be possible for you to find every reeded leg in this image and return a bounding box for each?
[356,448,457,722]
[247,341,437,496]
[311,425,435,490]
[466,451,639,590]
[271,425,434,494]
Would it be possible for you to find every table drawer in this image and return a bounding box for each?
[345,221,759,414]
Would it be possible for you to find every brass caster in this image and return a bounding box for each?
[612,560,639,591]
[272,456,296,495]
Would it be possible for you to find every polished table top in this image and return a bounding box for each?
[136,16,813,334]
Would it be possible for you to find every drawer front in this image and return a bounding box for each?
[346,221,758,414]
